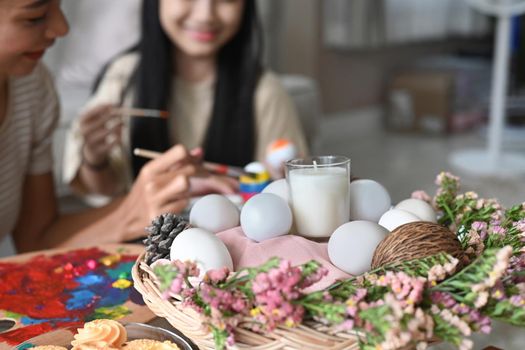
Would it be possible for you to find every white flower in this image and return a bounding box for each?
[465,191,478,200]
[474,291,489,308]
[416,342,428,350]
[459,339,473,350]
[471,283,484,293]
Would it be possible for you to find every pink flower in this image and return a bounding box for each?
[480,324,491,334]
[249,260,317,331]
[170,277,184,294]
[300,266,328,288]
[181,288,196,298]
[375,272,425,305]
[252,273,271,293]
[337,319,355,331]
[231,298,247,312]
[514,219,525,233]
[411,190,432,203]
[205,266,230,284]
[322,291,333,301]
[452,303,469,315]
[431,292,457,308]
[488,225,507,236]
[510,295,525,307]
[435,172,460,186]
[471,221,488,232]
[490,282,506,301]
[172,259,200,277]
[226,333,235,346]
[466,229,484,256]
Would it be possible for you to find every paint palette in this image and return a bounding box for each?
[16,323,197,350]
[0,245,155,349]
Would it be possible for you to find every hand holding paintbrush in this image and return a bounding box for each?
[78,106,169,170]
[77,106,242,198]
[133,148,254,178]
[134,147,246,196]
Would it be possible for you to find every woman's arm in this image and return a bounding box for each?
[13,172,126,252]
[13,173,59,252]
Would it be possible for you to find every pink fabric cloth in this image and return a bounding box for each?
[217,227,351,291]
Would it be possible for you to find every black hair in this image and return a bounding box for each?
[127,0,263,174]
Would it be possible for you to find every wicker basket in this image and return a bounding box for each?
[132,252,364,350]
[371,222,465,269]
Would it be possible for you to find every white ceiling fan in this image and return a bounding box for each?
[449,0,525,176]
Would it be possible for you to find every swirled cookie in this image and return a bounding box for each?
[71,320,127,348]
[122,339,180,350]
[71,341,119,350]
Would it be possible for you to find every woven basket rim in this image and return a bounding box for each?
[132,252,443,350]
[131,252,369,350]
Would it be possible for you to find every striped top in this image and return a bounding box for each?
[0,64,59,239]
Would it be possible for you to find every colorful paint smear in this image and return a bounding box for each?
[0,248,143,346]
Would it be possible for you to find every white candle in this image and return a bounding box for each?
[288,167,350,238]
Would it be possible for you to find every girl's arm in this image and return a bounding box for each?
[73,104,124,196]
[254,72,309,162]
[63,54,139,197]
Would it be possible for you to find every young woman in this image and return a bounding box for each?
[63,0,308,196]
[0,0,198,253]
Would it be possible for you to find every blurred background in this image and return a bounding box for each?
[1,0,525,346]
[42,0,525,206]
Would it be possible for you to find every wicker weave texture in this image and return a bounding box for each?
[132,253,361,350]
[371,221,464,269]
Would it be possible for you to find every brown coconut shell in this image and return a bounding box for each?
[371,221,465,269]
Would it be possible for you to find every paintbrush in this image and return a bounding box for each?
[115,108,169,118]
[133,148,255,178]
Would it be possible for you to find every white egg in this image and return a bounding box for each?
[190,194,240,233]
[328,221,389,275]
[261,179,290,203]
[244,161,267,174]
[266,141,297,170]
[350,179,391,222]
[170,228,233,273]
[378,209,420,232]
[240,193,292,242]
[395,198,437,223]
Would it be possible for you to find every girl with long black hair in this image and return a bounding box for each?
[64,0,308,197]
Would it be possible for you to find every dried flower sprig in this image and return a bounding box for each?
[153,258,328,350]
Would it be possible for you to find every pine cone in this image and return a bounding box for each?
[143,213,190,265]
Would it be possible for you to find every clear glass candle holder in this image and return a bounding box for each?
[285,156,351,238]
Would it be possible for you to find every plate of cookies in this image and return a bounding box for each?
[20,319,196,350]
